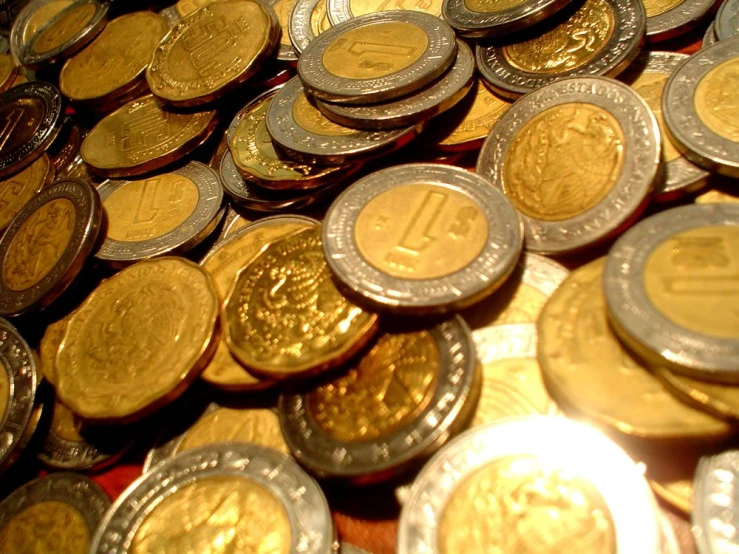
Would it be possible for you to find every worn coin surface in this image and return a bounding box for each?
[443,0,573,38]
[289,0,331,54]
[477,77,659,254]
[642,0,714,40]
[716,0,739,40]
[693,450,739,554]
[327,0,444,25]
[0,154,53,232]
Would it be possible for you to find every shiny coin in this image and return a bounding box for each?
[175,0,218,18]
[704,20,719,48]
[95,162,223,265]
[0,473,109,552]
[663,38,739,177]
[315,40,474,130]
[693,450,739,554]
[0,179,101,317]
[199,340,272,392]
[289,0,331,54]
[604,204,739,383]
[398,417,663,554]
[476,0,646,98]
[92,443,334,553]
[642,0,714,41]
[146,0,280,107]
[10,0,75,61]
[279,315,478,482]
[55,257,219,422]
[443,0,573,38]
[323,163,522,314]
[0,153,53,232]
[298,11,457,104]
[216,206,252,240]
[327,0,443,25]
[80,94,218,178]
[653,367,739,421]
[477,76,659,254]
[716,0,739,40]
[269,0,299,61]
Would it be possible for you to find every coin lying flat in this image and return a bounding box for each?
[643,0,714,40]
[693,450,739,554]
[443,0,573,38]
[477,77,659,254]
[653,366,739,421]
[0,153,53,232]
[604,204,739,383]
[289,0,331,54]
[327,0,444,25]
[716,0,739,40]
[10,0,75,61]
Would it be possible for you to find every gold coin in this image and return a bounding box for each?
[176,0,220,17]
[22,0,75,47]
[0,500,91,552]
[27,1,98,56]
[0,361,8,424]
[641,0,681,16]
[653,366,739,421]
[694,58,739,142]
[311,0,331,35]
[199,339,268,391]
[629,70,681,163]
[650,478,692,514]
[0,154,53,232]
[39,311,77,387]
[55,257,219,421]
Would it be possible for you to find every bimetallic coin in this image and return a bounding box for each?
[643,0,714,40]
[605,204,739,383]
[477,77,659,254]
[476,0,646,98]
[0,179,101,317]
[289,0,332,54]
[693,450,739,554]
[0,153,54,232]
[327,0,444,25]
[704,20,719,48]
[10,0,75,60]
[269,0,299,61]
[47,115,84,175]
[279,316,479,482]
[653,367,739,421]
[716,0,739,40]
[443,0,573,38]
[298,11,457,104]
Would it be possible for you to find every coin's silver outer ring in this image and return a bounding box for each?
[10,0,56,60]
[279,316,477,479]
[703,21,718,49]
[315,40,475,130]
[323,163,522,313]
[289,0,320,53]
[646,0,714,39]
[266,0,299,60]
[298,11,457,104]
[604,203,739,381]
[663,38,739,177]
[442,0,573,38]
[693,450,739,554]
[91,443,334,554]
[716,0,739,41]
[475,0,646,98]
[397,416,662,554]
[477,76,659,254]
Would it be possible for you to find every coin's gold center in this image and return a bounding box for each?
[354,183,489,280]
[292,92,356,136]
[310,0,332,36]
[502,0,615,74]
[631,71,680,163]
[307,330,439,442]
[502,102,625,222]
[0,362,8,425]
[50,401,84,442]
[641,0,683,17]
[273,0,296,47]
[31,2,97,55]
[348,0,444,17]
[322,21,429,80]
[131,476,291,554]
[439,455,616,554]
[694,58,739,142]
[643,226,739,340]
[0,156,49,231]
[0,500,90,554]
[23,0,74,47]
[465,0,528,14]
[437,80,510,146]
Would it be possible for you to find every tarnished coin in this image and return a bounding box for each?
[298,11,457,104]
[443,0,573,38]
[146,0,280,106]
[0,153,53,232]
[663,38,739,177]
[323,163,522,314]
[327,0,444,25]
[0,473,109,552]
[716,0,739,40]
[0,179,101,317]
[653,367,739,421]
[289,0,331,54]
[95,162,223,264]
[398,417,663,554]
[476,0,646,98]
[93,443,334,553]
[279,316,479,482]
[604,203,739,383]
[704,20,719,48]
[693,450,739,554]
[643,0,714,40]
[269,0,299,61]
[477,77,659,254]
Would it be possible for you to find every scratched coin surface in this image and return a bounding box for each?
[92,443,334,554]
[477,76,659,254]
[716,0,739,40]
[289,0,332,54]
[443,0,573,38]
[279,315,478,481]
[641,0,714,40]
[0,154,53,232]
[327,0,444,25]
[323,163,522,314]
[693,450,739,554]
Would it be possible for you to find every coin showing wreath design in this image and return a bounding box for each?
[326,0,444,26]
[693,450,739,554]
[289,0,331,54]
[716,0,739,41]
[443,0,573,38]
[477,77,659,254]
[476,0,646,98]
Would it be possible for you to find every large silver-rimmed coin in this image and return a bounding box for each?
[279,316,479,482]
[323,164,522,314]
[476,0,646,98]
[289,0,331,54]
[397,417,663,554]
[443,0,573,38]
[298,11,457,104]
[643,0,714,41]
[604,203,739,383]
[477,76,658,254]
[92,443,334,553]
[693,450,739,554]
[703,21,719,48]
[663,38,739,177]
[716,0,739,40]
[10,0,68,60]
[316,40,474,130]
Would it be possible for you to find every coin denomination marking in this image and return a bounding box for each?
[0,501,90,553]
[31,2,96,54]
[694,58,739,142]
[180,16,250,79]
[0,107,25,149]
[291,92,356,136]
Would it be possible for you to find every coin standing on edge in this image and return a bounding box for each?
[693,450,739,554]
[716,0,739,41]
[443,0,573,38]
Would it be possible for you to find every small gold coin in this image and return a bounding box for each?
[0,154,53,232]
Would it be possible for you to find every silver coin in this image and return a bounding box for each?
[476,0,646,98]
[397,416,663,554]
[341,543,372,554]
[703,20,719,48]
[663,38,739,177]
[693,450,739,554]
[477,76,658,254]
[645,0,714,40]
[279,315,479,482]
[604,203,739,383]
[298,11,457,104]
[315,40,474,130]
[443,0,573,38]
[716,0,739,40]
[92,443,334,553]
[289,0,331,54]
[323,163,522,314]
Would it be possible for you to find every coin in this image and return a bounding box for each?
[55,257,219,422]
[146,0,280,107]
[298,11,457,104]
[0,473,109,552]
[324,163,522,314]
[0,0,28,33]
[175,0,218,18]
[695,186,739,204]
[217,206,252,240]
[0,82,62,178]
[477,77,658,254]
[269,0,299,61]
[0,153,53,232]
[397,417,663,554]
[326,0,443,25]
[716,0,739,40]
[653,366,739,421]
[443,0,573,38]
[693,450,739,554]
[93,443,334,553]
[476,0,646,98]
[80,94,218,178]
[279,315,479,482]
[10,0,74,60]
[603,203,739,383]
[663,38,739,177]
[643,0,714,40]
[0,179,101,317]
[341,544,371,554]
[703,20,719,48]
[289,0,331,54]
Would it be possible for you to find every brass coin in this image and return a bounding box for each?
[0,153,54,233]
[269,0,299,61]
[653,366,739,421]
